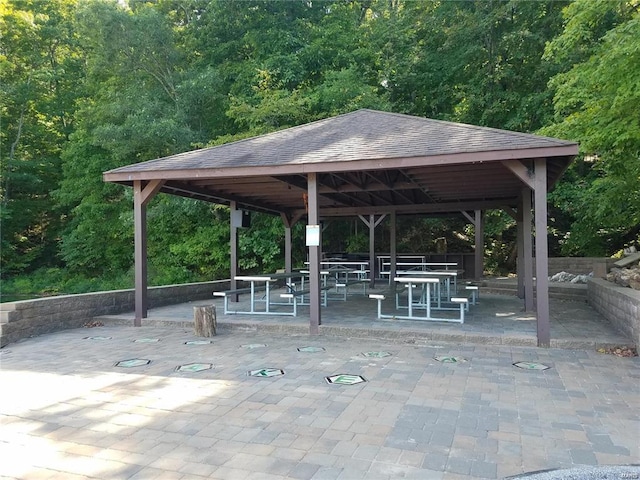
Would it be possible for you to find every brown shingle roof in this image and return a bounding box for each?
[103,109,577,216]
[105,109,576,175]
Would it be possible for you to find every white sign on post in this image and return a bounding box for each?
[306,225,320,247]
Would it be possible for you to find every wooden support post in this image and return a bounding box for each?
[134,182,147,327]
[523,188,534,311]
[230,201,239,302]
[359,214,386,288]
[281,213,302,274]
[390,211,397,284]
[368,214,376,288]
[534,158,550,347]
[194,305,217,337]
[516,199,525,299]
[307,173,321,334]
[282,214,293,274]
[474,209,484,281]
[133,180,164,327]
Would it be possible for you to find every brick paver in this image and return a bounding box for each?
[0,326,638,479]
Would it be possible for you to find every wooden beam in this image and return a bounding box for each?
[318,198,519,217]
[502,160,535,190]
[162,182,284,215]
[503,206,517,220]
[460,210,475,225]
[140,179,165,205]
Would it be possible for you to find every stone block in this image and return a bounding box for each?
[0,308,19,324]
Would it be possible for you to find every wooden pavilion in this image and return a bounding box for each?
[103,109,578,347]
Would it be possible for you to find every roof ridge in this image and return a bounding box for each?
[354,109,576,146]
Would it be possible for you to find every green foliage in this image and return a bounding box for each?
[543,0,640,255]
[3,0,639,296]
[482,211,517,275]
[0,267,133,302]
[146,199,231,284]
[378,0,568,131]
[0,0,82,277]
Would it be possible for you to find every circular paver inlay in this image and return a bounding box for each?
[115,358,151,368]
[185,340,213,345]
[84,336,112,340]
[513,361,550,370]
[298,346,325,352]
[248,368,285,378]
[176,363,212,373]
[362,351,392,358]
[434,355,467,363]
[241,343,267,349]
[134,338,160,343]
[325,374,367,385]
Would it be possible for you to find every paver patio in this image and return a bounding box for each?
[1,306,638,479]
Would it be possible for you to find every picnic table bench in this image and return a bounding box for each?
[280,283,331,316]
[213,285,267,315]
[332,279,370,300]
[368,277,480,323]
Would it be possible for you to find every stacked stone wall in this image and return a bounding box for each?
[588,278,639,348]
[0,280,229,347]
[546,257,617,276]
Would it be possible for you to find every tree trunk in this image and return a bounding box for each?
[193,305,216,337]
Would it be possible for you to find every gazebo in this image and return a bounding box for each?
[103,109,578,347]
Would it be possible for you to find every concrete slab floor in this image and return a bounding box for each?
[98,290,633,350]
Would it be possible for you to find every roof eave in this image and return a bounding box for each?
[103,144,578,183]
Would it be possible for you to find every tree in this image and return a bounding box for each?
[56,0,197,276]
[0,0,83,277]
[542,0,640,255]
[376,0,568,131]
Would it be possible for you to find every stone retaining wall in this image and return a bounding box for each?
[0,280,229,347]
[546,257,616,275]
[587,278,639,348]
[3,276,637,349]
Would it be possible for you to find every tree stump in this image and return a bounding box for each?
[194,305,216,337]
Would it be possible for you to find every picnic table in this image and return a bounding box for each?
[368,275,469,323]
[214,271,304,315]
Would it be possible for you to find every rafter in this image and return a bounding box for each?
[162,181,284,215]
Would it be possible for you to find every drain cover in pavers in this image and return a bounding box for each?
[84,336,112,340]
[241,343,267,349]
[361,351,392,358]
[248,368,284,378]
[434,355,467,363]
[115,358,151,368]
[513,361,550,370]
[325,374,367,385]
[298,346,325,352]
[176,363,212,373]
[185,340,213,345]
[134,338,160,343]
